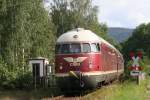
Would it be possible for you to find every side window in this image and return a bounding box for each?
[96,43,100,51]
[82,43,91,53]
[91,43,100,52]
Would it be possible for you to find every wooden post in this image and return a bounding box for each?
[138,72,145,85]
[137,75,140,85]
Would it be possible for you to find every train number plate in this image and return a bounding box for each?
[70,62,80,66]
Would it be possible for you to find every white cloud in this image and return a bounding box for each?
[93,0,150,28]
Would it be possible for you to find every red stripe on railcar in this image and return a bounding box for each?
[55,53,102,73]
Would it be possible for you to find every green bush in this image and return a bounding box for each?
[14,71,32,89]
[124,60,132,78]
[0,59,32,89]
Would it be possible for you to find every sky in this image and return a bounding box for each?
[93,0,150,28]
[44,0,150,28]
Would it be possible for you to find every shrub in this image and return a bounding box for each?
[0,59,32,89]
[14,71,32,89]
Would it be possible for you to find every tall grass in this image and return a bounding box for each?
[84,78,150,100]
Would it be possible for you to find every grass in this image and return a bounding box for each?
[0,87,61,100]
[84,78,150,100]
[0,77,149,100]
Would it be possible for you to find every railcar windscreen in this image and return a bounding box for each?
[56,43,100,54]
[56,43,81,54]
[70,44,81,53]
[82,43,91,53]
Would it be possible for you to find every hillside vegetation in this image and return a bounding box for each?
[122,23,150,61]
[108,27,133,43]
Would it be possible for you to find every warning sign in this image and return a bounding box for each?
[129,52,142,76]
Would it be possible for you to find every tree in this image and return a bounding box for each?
[0,0,55,68]
[0,0,55,88]
[122,23,150,61]
[50,0,107,38]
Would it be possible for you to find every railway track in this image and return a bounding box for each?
[48,81,119,100]
[46,88,94,100]
[48,90,97,100]
[50,95,83,100]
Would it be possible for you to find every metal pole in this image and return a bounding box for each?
[34,65,36,89]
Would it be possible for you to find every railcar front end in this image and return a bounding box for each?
[55,42,102,90]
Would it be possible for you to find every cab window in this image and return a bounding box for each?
[82,43,91,53]
[70,44,81,53]
[61,44,70,54]
[55,44,61,54]
[91,43,100,52]
[55,43,81,54]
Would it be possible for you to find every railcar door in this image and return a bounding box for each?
[90,43,101,71]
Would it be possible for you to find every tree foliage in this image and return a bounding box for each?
[0,0,121,89]
[49,0,120,49]
[122,23,150,61]
[0,0,55,88]
[50,0,107,37]
[0,0,55,68]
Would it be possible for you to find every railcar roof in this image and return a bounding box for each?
[57,28,100,43]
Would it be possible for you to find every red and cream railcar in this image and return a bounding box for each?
[55,28,124,90]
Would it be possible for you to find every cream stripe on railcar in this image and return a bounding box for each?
[55,69,124,77]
